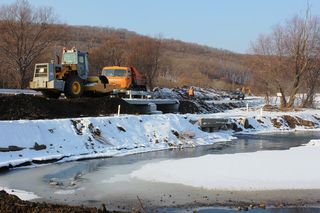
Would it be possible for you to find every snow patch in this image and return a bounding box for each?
[305,139,320,147]
[131,140,320,190]
[1,187,40,200]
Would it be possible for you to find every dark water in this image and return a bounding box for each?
[43,131,320,182]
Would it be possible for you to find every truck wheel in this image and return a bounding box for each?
[64,75,84,98]
[41,90,61,99]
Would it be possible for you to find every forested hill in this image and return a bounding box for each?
[65,25,253,90]
[0,23,254,91]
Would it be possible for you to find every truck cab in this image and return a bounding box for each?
[101,66,132,89]
[101,66,146,90]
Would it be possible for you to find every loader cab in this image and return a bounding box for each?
[33,63,54,82]
[61,48,89,80]
[29,63,64,92]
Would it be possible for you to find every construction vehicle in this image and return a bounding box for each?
[30,48,118,98]
[29,48,180,113]
[101,66,147,96]
[30,48,149,99]
[229,91,245,100]
[30,48,90,98]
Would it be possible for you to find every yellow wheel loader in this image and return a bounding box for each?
[29,48,116,98]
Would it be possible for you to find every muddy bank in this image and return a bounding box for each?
[0,94,245,120]
[150,188,320,211]
[0,190,122,213]
[63,179,320,212]
[3,187,320,213]
[179,99,244,114]
[0,94,139,120]
[2,187,320,213]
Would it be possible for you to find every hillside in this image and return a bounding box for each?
[0,24,255,92]
[72,25,254,90]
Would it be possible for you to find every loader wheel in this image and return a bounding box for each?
[41,90,61,99]
[64,75,84,98]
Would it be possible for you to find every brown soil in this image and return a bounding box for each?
[281,115,316,129]
[0,94,243,120]
[0,190,123,213]
[178,100,201,114]
[263,104,280,111]
[267,115,316,129]
[271,118,282,128]
[296,117,315,127]
[178,99,244,114]
[0,94,139,120]
[282,115,298,128]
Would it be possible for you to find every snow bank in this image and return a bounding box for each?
[233,112,320,133]
[1,187,40,200]
[189,107,320,133]
[0,114,232,170]
[131,140,320,190]
[1,105,320,171]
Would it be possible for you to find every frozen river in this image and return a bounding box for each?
[0,131,319,212]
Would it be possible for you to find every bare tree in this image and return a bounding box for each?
[0,0,58,88]
[251,32,290,107]
[252,9,320,108]
[89,35,127,75]
[127,36,162,89]
[300,60,320,107]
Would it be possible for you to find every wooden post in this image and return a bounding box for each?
[117,105,121,116]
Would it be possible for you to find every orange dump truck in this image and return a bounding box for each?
[101,66,147,91]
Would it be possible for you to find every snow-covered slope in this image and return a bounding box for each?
[0,114,232,170]
[190,108,320,133]
[1,107,320,171]
[131,140,320,190]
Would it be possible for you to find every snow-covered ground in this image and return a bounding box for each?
[0,187,39,200]
[268,93,320,109]
[0,114,233,170]
[1,94,320,203]
[131,139,320,190]
[0,88,40,95]
[1,106,320,171]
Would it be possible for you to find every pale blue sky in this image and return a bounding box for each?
[2,0,320,53]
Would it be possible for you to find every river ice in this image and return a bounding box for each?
[131,139,320,190]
